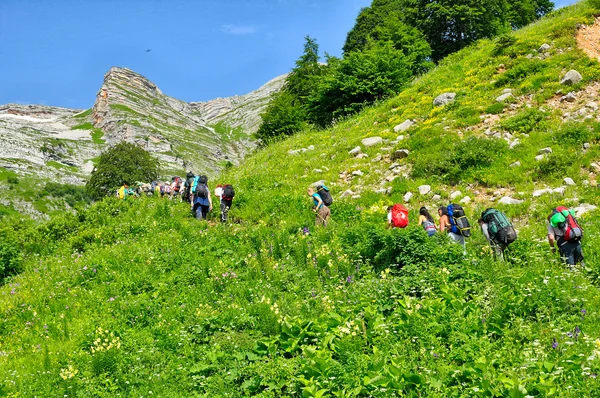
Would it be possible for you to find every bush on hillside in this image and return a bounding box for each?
[39,182,92,207]
[307,42,413,127]
[412,136,508,183]
[500,107,548,134]
[86,142,159,200]
[0,230,21,282]
[554,122,592,145]
[255,92,307,144]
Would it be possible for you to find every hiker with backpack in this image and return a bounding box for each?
[479,208,517,260]
[171,176,182,199]
[387,204,409,229]
[439,204,471,253]
[307,187,331,227]
[547,206,584,266]
[191,175,212,220]
[220,184,235,223]
[418,207,437,236]
[183,172,195,204]
[316,184,333,208]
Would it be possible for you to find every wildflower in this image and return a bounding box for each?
[346,275,353,283]
[303,227,310,235]
[10,288,16,295]
[552,338,558,349]
[581,309,587,319]
[108,297,115,302]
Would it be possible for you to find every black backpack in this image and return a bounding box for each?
[194,175,209,198]
[481,208,517,245]
[222,184,235,200]
[317,185,333,206]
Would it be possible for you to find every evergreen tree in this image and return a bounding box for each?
[256,36,323,142]
[86,142,159,199]
[285,36,325,104]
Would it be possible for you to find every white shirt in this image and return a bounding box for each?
[214,187,223,202]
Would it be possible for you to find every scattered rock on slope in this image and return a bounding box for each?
[394,119,415,132]
[433,93,456,107]
[561,70,583,86]
[362,137,383,147]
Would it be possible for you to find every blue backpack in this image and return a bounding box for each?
[448,204,471,237]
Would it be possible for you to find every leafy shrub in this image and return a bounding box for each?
[40,182,91,207]
[535,151,570,179]
[485,102,505,115]
[0,231,21,282]
[494,59,545,87]
[500,107,548,134]
[7,176,19,185]
[86,142,159,199]
[492,34,518,57]
[553,122,591,145]
[412,136,508,183]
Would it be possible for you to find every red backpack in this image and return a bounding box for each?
[551,206,583,242]
[391,204,409,228]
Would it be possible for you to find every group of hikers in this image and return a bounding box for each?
[119,177,584,267]
[117,172,235,223]
[306,185,583,266]
[383,202,584,266]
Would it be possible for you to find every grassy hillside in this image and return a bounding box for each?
[3,2,600,397]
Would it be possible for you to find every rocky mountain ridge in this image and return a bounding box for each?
[0,67,285,216]
[0,67,284,180]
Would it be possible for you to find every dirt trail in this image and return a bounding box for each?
[576,17,600,60]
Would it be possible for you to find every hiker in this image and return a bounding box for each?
[387,204,409,229]
[439,205,470,253]
[171,176,182,199]
[183,172,195,204]
[547,206,584,266]
[191,175,212,220]
[479,208,517,260]
[307,187,330,226]
[163,181,171,198]
[220,184,235,223]
[418,207,437,236]
[117,184,130,199]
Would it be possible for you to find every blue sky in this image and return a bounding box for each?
[0,0,579,109]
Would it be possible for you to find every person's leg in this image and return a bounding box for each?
[560,243,576,266]
[221,200,231,222]
[195,204,202,219]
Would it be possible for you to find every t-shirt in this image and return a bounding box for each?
[312,193,323,208]
[214,187,223,202]
[547,221,564,237]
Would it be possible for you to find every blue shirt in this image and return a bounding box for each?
[312,193,323,209]
[194,195,210,206]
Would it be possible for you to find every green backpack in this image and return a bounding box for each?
[481,208,517,245]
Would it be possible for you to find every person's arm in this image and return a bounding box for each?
[547,223,556,253]
[418,215,425,226]
[208,186,213,211]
